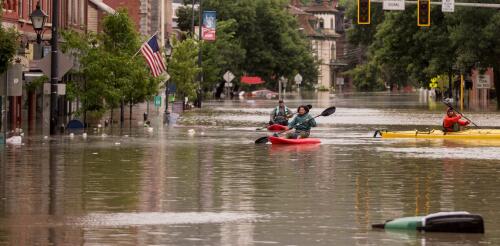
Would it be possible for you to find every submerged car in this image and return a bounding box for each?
[250,89,278,99]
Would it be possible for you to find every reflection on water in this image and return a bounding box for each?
[1,93,500,245]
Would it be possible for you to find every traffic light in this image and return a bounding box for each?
[357,0,370,25]
[418,0,430,27]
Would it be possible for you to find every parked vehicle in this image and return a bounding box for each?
[250,89,278,99]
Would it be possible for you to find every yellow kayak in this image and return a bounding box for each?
[374,129,500,139]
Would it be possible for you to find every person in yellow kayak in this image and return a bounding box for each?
[285,105,317,139]
[443,107,470,132]
[270,100,293,126]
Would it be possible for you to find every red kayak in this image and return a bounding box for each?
[268,136,321,145]
[267,124,288,132]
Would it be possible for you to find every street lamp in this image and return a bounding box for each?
[29,2,48,44]
[164,38,173,124]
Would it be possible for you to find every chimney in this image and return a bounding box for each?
[323,0,329,7]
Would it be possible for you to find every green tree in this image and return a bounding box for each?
[176,5,199,33]
[448,7,500,109]
[0,25,17,74]
[61,9,162,123]
[201,19,246,94]
[169,37,201,100]
[346,4,466,93]
[345,1,500,110]
[176,0,318,90]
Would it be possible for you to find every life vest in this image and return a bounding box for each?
[274,106,290,117]
[443,115,468,132]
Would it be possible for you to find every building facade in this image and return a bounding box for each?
[2,0,91,133]
[289,0,347,91]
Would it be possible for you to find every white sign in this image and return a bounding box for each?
[223,71,235,83]
[383,0,405,10]
[477,74,491,89]
[44,83,51,95]
[442,0,455,12]
[57,83,66,95]
[336,77,345,85]
[294,74,303,85]
[279,76,288,85]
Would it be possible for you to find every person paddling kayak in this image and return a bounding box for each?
[285,105,317,139]
[443,107,470,132]
[270,100,293,126]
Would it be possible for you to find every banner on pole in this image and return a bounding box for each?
[202,11,216,41]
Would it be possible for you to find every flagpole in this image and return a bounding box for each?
[132,31,161,58]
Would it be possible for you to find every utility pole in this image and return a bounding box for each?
[50,0,59,135]
[191,0,196,35]
[160,0,165,47]
[196,0,203,108]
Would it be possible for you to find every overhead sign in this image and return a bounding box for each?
[476,74,491,89]
[38,52,74,80]
[383,0,405,10]
[223,71,235,82]
[294,74,303,85]
[442,0,455,12]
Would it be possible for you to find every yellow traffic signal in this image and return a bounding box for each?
[418,0,430,27]
[358,0,371,25]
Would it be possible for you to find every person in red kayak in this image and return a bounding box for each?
[270,100,293,126]
[443,107,470,132]
[285,105,317,139]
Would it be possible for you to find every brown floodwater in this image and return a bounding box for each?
[1,92,500,245]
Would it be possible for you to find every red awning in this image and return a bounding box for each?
[241,76,264,84]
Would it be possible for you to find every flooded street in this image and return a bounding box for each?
[2,92,500,245]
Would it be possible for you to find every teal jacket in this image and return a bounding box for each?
[288,113,317,131]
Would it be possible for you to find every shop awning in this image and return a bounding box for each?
[241,76,264,85]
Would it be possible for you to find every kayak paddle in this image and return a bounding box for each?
[255,106,336,144]
[255,104,313,131]
[443,101,479,128]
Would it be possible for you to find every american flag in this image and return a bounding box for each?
[140,35,166,77]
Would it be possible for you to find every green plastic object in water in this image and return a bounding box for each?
[384,216,424,230]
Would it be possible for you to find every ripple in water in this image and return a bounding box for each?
[376,147,500,160]
[74,212,263,227]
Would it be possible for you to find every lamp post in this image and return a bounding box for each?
[50,0,59,134]
[29,2,48,44]
[31,0,58,134]
[164,39,172,122]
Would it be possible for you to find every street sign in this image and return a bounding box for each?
[477,74,491,89]
[279,76,288,86]
[294,73,303,85]
[154,95,162,107]
[42,83,66,95]
[336,77,345,85]
[57,84,66,95]
[6,64,23,96]
[38,52,74,80]
[223,71,235,83]
[442,0,455,12]
[383,0,405,10]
